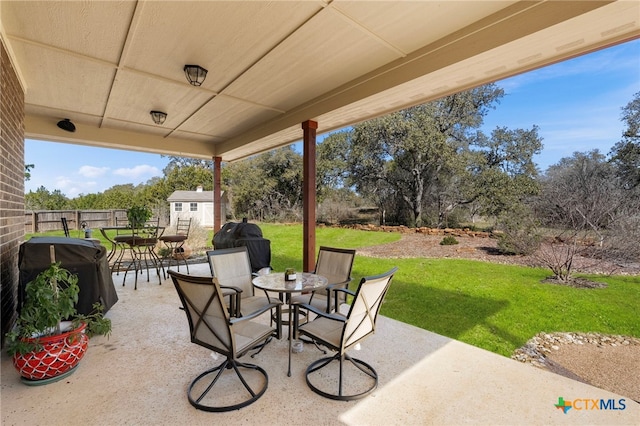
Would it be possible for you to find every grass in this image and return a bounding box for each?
[26,223,639,357]
[257,223,640,357]
[257,223,400,272]
[379,259,639,356]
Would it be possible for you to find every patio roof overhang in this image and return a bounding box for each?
[1,1,638,163]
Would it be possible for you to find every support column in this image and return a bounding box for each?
[213,156,222,233]
[302,120,318,272]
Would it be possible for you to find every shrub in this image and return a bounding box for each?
[440,235,459,245]
[317,198,353,225]
[496,208,541,256]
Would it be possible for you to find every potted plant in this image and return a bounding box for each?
[126,205,152,230]
[5,262,112,385]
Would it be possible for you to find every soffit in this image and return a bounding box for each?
[1,1,638,162]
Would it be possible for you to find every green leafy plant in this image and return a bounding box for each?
[126,205,152,229]
[5,262,111,356]
[157,247,171,258]
[440,235,459,245]
[285,267,296,280]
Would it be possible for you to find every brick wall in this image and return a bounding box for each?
[1,38,26,347]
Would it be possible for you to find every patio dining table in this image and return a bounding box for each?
[100,226,165,261]
[100,225,165,286]
[252,272,328,376]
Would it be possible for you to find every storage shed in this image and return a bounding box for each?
[167,186,229,228]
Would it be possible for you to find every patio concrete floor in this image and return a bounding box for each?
[2,262,638,425]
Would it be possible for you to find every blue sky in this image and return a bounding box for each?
[25,39,639,199]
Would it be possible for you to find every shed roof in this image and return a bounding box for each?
[167,190,225,202]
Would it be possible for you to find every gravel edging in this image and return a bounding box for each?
[511,331,640,367]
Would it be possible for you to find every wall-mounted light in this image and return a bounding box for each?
[57,118,76,132]
[183,64,208,86]
[150,110,167,125]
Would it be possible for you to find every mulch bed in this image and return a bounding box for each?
[357,232,640,276]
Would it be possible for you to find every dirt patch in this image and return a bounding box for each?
[512,332,640,403]
[357,232,640,276]
[541,276,608,289]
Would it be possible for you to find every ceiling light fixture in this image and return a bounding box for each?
[183,64,208,86]
[150,110,167,125]
[57,118,76,132]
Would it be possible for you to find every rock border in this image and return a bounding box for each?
[511,331,640,368]
[326,223,496,238]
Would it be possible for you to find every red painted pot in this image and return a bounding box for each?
[12,322,88,381]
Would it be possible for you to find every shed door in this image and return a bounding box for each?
[203,202,213,227]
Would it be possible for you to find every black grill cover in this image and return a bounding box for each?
[18,237,118,315]
[213,221,271,272]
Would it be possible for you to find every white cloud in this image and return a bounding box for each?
[52,176,99,198]
[27,164,162,198]
[539,103,624,142]
[55,176,73,190]
[534,105,625,171]
[78,165,109,178]
[113,164,161,179]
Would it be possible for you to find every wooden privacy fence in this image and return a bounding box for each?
[25,210,128,233]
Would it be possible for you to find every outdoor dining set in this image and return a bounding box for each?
[168,245,397,411]
[92,217,398,411]
[99,217,192,289]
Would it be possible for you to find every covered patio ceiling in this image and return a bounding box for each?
[1,1,638,163]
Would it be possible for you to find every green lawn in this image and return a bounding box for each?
[258,223,640,357]
[26,223,640,357]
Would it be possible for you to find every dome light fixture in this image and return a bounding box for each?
[150,110,167,125]
[183,64,208,86]
[56,118,76,132]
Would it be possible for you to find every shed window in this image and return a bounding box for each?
[175,202,182,212]
[190,202,198,212]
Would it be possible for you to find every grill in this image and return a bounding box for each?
[18,237,118,315]
[212,221,271,273]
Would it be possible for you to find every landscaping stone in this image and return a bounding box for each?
[511,331,640,366]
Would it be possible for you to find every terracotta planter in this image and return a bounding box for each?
[172,244,192,260]
[12,322,88,383]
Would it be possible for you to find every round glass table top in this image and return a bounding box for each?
[252,272,328,293]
